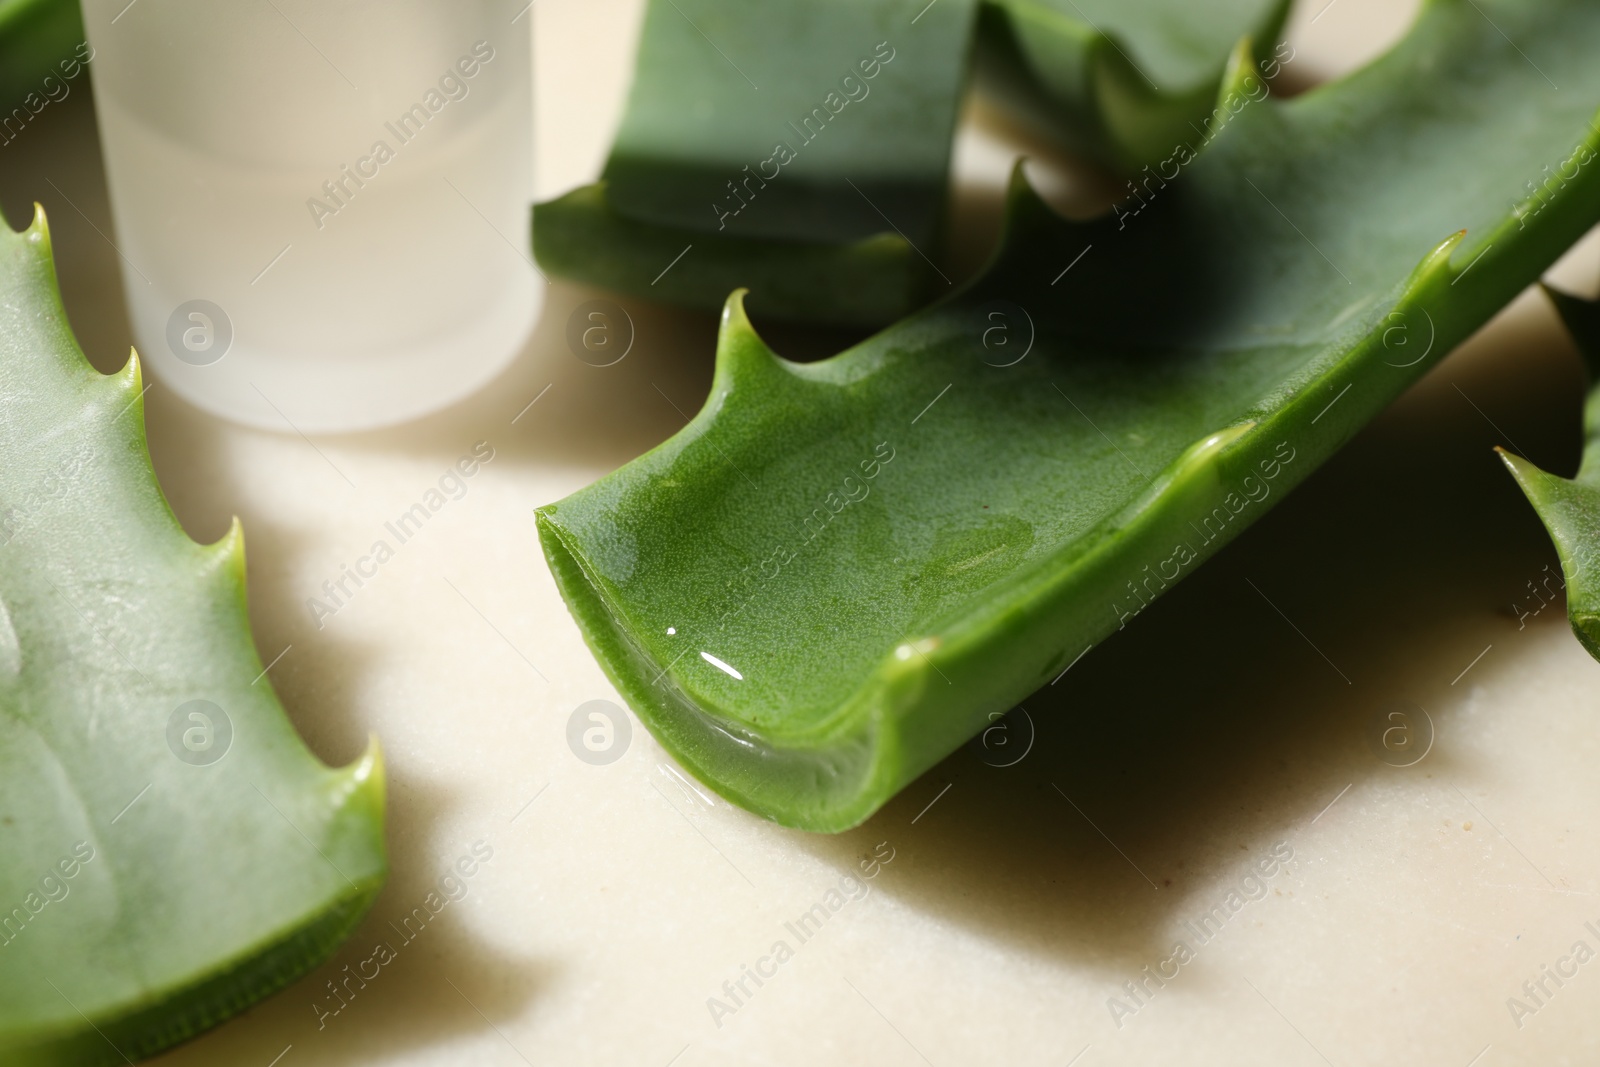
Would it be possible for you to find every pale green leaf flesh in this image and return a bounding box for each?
[1500,286,1600,660]
[532,0,1286,325]
[539,0,1600,832]
[0,210,387,1065]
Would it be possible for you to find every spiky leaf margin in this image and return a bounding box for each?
[0,207,387,1065]
[1500,284,1600,659]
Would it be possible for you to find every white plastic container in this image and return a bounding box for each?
[81,0,538,432]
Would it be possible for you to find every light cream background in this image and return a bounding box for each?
[5,0,1600,1064]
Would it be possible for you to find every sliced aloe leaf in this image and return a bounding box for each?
[1499,285,1600,659]
[534,183,936,328]
[535,0,978,327]
[0,208,387,1064]
[604,0,976,246]
[534,0,1297,324]
[0,0,86,116]
[975,0,1291,172]
[539,0,1600,832]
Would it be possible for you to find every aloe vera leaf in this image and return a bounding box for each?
[534,182,937,328]
[0,0,85,116]
[975,0,1292,172]
[0,209,387,1065]
[535,0,978,327]
[604,0,975,246]
[534,0,1293,326]
[538,0,1600,833]
[1499,285,1600,659]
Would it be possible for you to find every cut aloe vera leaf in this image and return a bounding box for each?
[603,0,975,246]
[534,182,937,328]
[0,207,387,1065]
[534,0,1297,323]
[535,0,978,326]
[1500,284,1600,659]
[540,0,1600,831]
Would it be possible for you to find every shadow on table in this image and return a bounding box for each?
[787,294,1587,975]
[143,771,557,1067]
[143,502,558,1067]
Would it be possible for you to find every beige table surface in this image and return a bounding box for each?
[7,1,1600,1064]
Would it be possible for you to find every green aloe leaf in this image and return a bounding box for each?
[535,0,1294,327]
[535,0,978,327]
[1499,284,1600,659]
[0,0,85,117]
[534,183,933,328]
[539,0,1600,832]
[0,209,387,1064]
[976,0,1292,172]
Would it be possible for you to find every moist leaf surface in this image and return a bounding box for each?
[0,210,387,1065]
[540,0,1600,831]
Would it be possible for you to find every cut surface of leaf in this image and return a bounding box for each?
[0,209,387,1065]
[540,0,1600,833]
[1500,285,1600,659]
[534,0,978,326]
[975,0,1291,172]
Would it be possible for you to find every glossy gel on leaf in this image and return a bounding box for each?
[0,209,387,1064]
[534,0,978,327]
[1499,285,1600,660]
[976,0,1292,172]
[540,0,1600,832]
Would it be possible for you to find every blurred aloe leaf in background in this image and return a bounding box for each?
[536,0,978,327]
[534,0,1288,327]
[0,0,85,120]
[976,0,1292,172]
